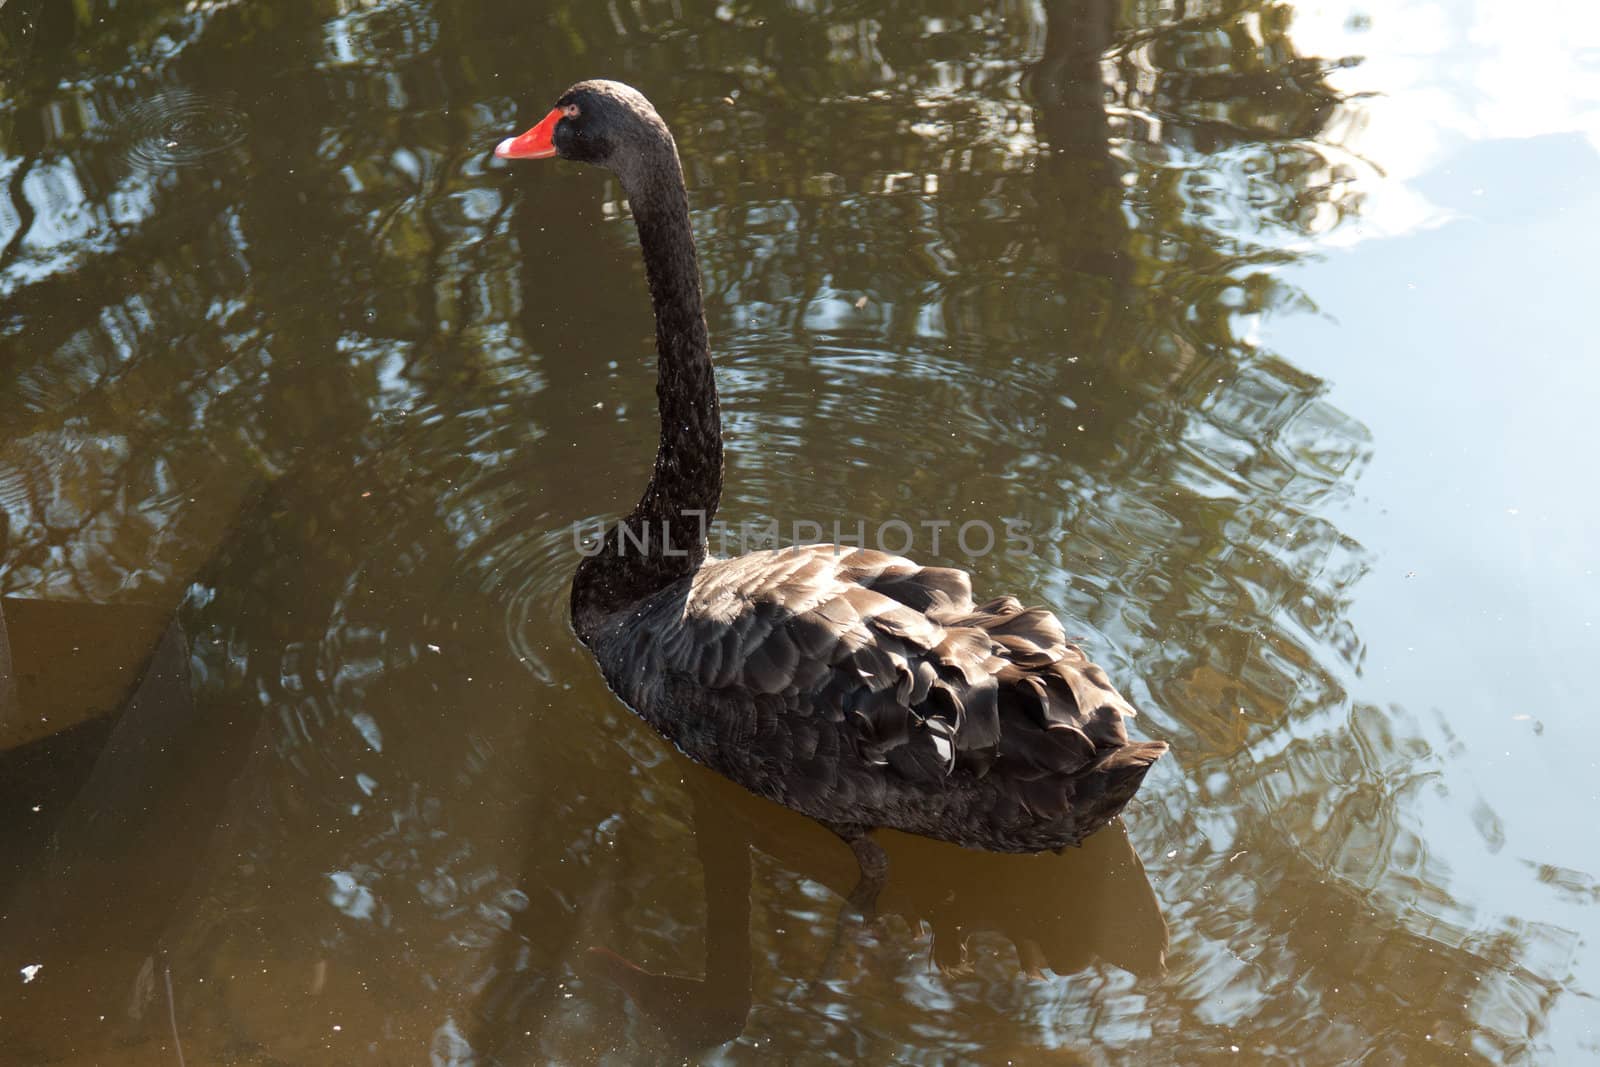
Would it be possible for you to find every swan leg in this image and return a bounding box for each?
[843,834,888,920]
[804,827,888,993]
[818,821,888,919]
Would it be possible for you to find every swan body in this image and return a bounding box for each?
[589,544,1164,852]
[498,80,1165,891]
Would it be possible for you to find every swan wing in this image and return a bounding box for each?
[616,546,1151,791]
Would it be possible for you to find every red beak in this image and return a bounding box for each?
[495,108,562,160]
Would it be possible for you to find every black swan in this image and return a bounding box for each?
[496,80,1168,911]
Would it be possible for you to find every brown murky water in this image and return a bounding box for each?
[2,0,1597,1062]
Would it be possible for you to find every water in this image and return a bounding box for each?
[1,0,1597,1062]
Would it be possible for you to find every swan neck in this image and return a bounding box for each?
[572,138,722,638]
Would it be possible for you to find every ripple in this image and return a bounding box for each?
[120,88,248,171]
[484,519,587,688]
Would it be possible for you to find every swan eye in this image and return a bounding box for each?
[561,103,580,119]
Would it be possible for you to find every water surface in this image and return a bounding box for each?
[1,0,1597,1062]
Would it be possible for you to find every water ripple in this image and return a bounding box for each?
[119,88,248,171]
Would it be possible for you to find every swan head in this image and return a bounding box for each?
[496,80,673,176]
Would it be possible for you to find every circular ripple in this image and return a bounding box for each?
[121,88,248,171]
[498,522,591,687]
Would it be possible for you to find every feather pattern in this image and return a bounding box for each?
[590,545,1167,852]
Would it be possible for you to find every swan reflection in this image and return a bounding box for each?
[473,758,1166,1055]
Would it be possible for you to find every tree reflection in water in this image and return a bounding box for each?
[0,0,1573,1062]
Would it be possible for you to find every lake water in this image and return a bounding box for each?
[1,0,1597,1062]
